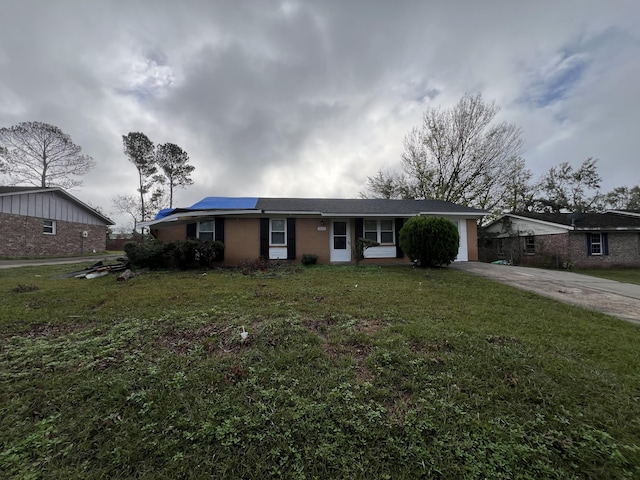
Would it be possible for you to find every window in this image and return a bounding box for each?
[590,233,602,255]
[363,219,395,245]
[497,238,505,255]
[270,219,286,245]
[43,219,56,235]
[524,236,535,254]
[198,220,214,240]
[587,233,608,256]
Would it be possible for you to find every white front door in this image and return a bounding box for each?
[330,220,351,262]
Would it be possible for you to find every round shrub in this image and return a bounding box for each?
[399,216,460,267]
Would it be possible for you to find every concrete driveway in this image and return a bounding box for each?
[452,262,640,324]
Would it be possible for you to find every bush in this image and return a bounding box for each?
[398,216,460,267]
[352,238,379,265]
[301,254,318,266]
[124,240,224,270]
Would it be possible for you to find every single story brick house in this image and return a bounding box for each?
[0,187,114,257]
[140,197,487,265]
[480,211,640,268]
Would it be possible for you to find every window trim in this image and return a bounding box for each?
[363,218,395,245]
[270,218,287,246]
[197,220,215,240]
[524,236,535,255]
[43,219,56,235]
[590,233,603,256]
[497,238,505,255]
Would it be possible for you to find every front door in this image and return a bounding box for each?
[330,220,351,262]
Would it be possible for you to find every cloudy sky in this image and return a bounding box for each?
[1,0,638,230]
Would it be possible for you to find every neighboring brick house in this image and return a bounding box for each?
[139,196,487,266]
[480,212,640,268]
[0,187,114,257]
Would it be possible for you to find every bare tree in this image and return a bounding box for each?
[112,194,142,232]
[501,157,538,212]
[365,94,524,213]
[122,132,157,221]
[537,158,602,212]
[0,121,95,188]
[155,142,194,208]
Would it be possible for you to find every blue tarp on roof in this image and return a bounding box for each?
[155,208,175,219]
[189,197,259,210]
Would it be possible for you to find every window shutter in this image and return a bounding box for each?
[287,218,296,260]
[603,233,609,255]
[395,218,405,258]
[586,234,592,256]
[260,218,269,259]
[186,223,197,240]
[215,218,225,261]
[355,218,363,240]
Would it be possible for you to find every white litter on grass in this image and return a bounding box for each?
[240,326,249,341]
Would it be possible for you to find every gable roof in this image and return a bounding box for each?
[486,211,640,231]
[0,186,114,225]
[606,209,640,218]
[141,196,487,227]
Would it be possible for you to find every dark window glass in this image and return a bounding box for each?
[334,237,347,249]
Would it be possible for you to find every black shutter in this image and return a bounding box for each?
[287,218,296,260]
[603,233,609,255]
[215,218,225,261]
[355,218,363,240]
[186,223,197,240]
[395,218,405,258]
[260,218,269,259]
[586,234,592,256]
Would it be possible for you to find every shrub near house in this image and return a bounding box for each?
[399,217,460,267]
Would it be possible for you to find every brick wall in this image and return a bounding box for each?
[480,231,640,268]
[569,232,640,268]
[0,213,108,257]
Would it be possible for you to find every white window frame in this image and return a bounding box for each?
[590,233,602,255]
[270,219,286,246]
[197,220,215,240]
[363,219,395,245]
[43,219,56,235]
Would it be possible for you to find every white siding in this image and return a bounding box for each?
[269,247,288,259]
[486,217,568,237]
[448,218,468,262]
[363,245,396,258]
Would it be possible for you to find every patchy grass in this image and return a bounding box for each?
[576,268,640,286]
[1,263,639,479]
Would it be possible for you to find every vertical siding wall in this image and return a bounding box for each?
[0,192,105,225]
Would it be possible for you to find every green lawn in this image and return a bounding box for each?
[576,268,640,286]
[1,263,639,479]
